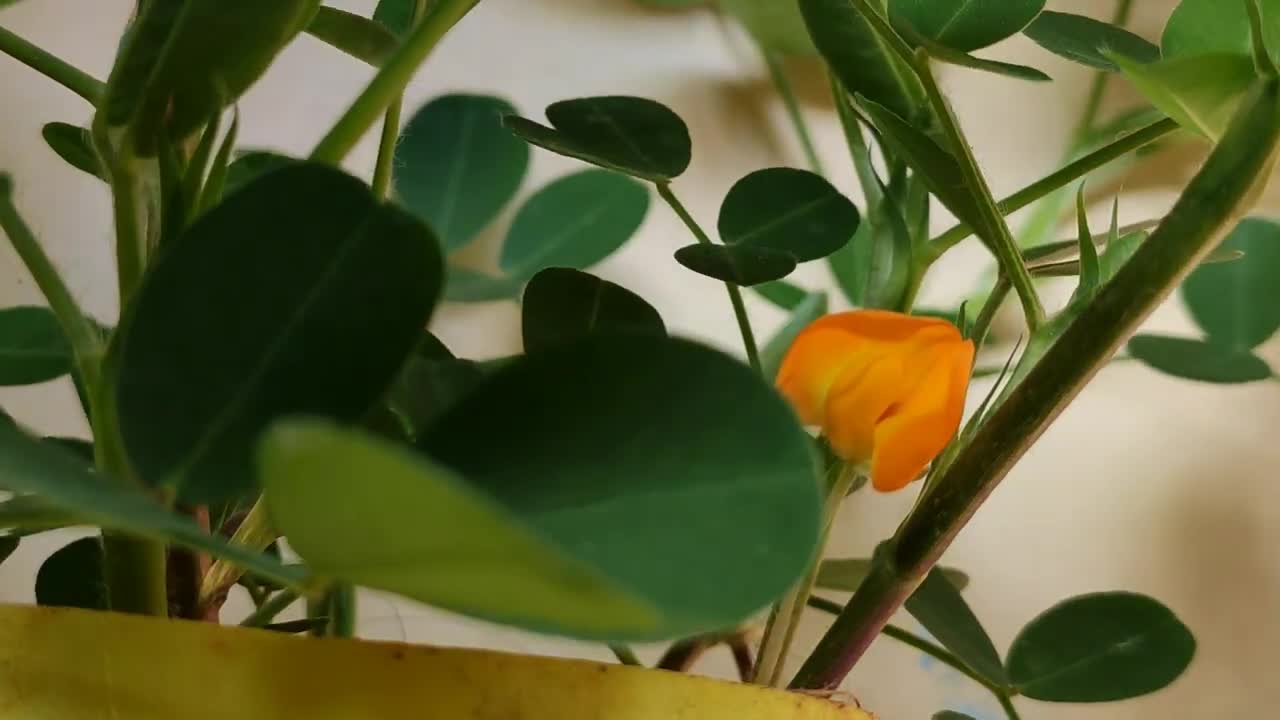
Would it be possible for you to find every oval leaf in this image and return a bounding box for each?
[500,170,649,279]
[1162,0,1280,59]
[305,6,398,66]
[890,0,1046,52]
[816,557,969,593]
[395,94,529,252]
[674,243,798,286]
[1023,11,1161,71]
[1111,52,1256,141]
[1182,217,1280,348]
[905,563,1008,685]
[0,306,72,386]
[1128,334,1272,383]
[1008,592,1196,702]
[522,268,666,353]
[36,536,107,610]
[718,168,860,262]
[41,123,104,180]
[416,334,822,640]
[506,96,692,181]
[720,0,816,55]
[385,335,485,439]
[117,163,442,503]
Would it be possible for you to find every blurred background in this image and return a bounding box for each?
[1,1,1277,718]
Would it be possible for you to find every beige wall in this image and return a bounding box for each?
[1,1,1276,717]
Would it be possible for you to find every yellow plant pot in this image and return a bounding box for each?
[0,604,874,719]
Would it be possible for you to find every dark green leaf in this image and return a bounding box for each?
[918,40,1051,81]
[905,564,1007,685]
[374,0,416,35]
[0,421,303,586]
[0,306,72,386]
[35,536,107,610]
[522,268,666,353]
[104,0,322,153]
[760,291,827,380]
[1128,334,1272,383]
[674,243,797,286]
[395,94,529,251]
[0,494,83,533]
[718,168,860,262]
[444,266,523,302]
[1008,592,1196,702]
[506,96,692,181]
[934,713,978,720]
[386,335,485,439]
[1162,0,1280,60]
[799,0,928,124]
[41,123,104,180]
[816,557,969,592]
[1023,11,1161,71]
[891,0,1045,52]
[0,537,16,566]
[223,151,297,198]
[720,0,816,55]
[752,280,808,310]
[305,6,398,66]
[116,163,442,503]
[500,170,649,279]
[1111,52,1255,141]
[1182,217,1280,348]
[411,334,821,639]
[43,437,95,464]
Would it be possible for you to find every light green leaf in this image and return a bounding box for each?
[1128,334,1273,383]
[1008,592,1196,702]
[1182,217,1280,348]
[521,268,665,352]
[720,0,816,55]
[500,170,649,279]
[752,280,809,310]
[1111,52,1255,141]
[890,0,1046,52]
[1162,0,1280,60]
[395,94,529,251]
[1023,10,1161,71]
[305,6,398,66]
[506,97,691,182]
[760,291,827,380]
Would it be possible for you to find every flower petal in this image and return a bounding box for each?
[799,310,960,343]
[869,339,975,492]
[776,327,865,426]
[823,352,906,463]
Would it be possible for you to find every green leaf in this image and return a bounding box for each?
[444,267,523,303]
[374,0,416,35]
[1162,0,1280,60]
[0,536,15,566]
[1023,10,1161,71]
[1182,217,1280,348]
[674,243,797,286]
[395,94,529,251]
[917,39,1051,81]
[720,0,816,55]
[40,123,104,180]
[104,0,322,153]
[116,163,442,503]
[1112,52,1256,141]
[799,0,928,124]
[1007,592,1196,702]
[505,97,692,182]
[1128,334,1272,383]
[816,557,970,593]
[386,335,485,439]
[905,564,1007,685]
[0,421,304,587]
[35,536,107,610]
[522,268,666,353]
[223,151,297,199]
[933,713,977,720]
[0,306,72,386]
[760,291,827,380]
[753,280,808,310]
[305,6,398,66]
[718,168,860,262]
[890,0,1046,52]
[1074,186,1100,296]
[500,170,649,279]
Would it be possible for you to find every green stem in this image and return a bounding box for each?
[930,119,1178,257]
[998,693,1024,720]
[370,0,428,199]
[310,0,478,165]
[241,589,301,628]
[656,182,762,374]
[0,24,104,104]
[609,645,642,666]
[791,78,1280,692]
[102,533,169,616]
[829,70,882,208]
[969,278,1011,351]
[913,54,1043,331]
[753,464,856,686]
[763,47,824,176]
[328,583,357,638]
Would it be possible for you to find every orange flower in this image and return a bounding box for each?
[776,310,975,492]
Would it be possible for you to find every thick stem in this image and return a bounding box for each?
[656,182,762,373]
[0,24,104,104]
[328,583,358,638]
[763,47,824,176]
[310,0,478,165]
[102,533,170,616]
[792,78,1280,691]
